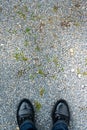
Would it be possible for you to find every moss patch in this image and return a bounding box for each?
[34,101,42,111]
[17,11,26,20]
[40,88,45,97]
[83,72,87,76]
[14,51,28,61]
[38,69,46,77]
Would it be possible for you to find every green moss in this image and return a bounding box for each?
[40,88,45,97]
[74,22,80,26]
[33,34,38,43]
[7,29,17,34]
[29,74,36,80]
[77,68,81,74]
[61,67,64,72]
[50,75,57,80]
[24,40,29,47]
[38,69,46,76]
[53,5,58,12]
[25,28,31,34]
[23,5,28,12]
[30,12,40,20]
[22,56,28,61]
[14,53,20,60]
[37,3,41,8]
[35,45,40,51]
[46,55,50,62]
[30,12,41,21]
[17,11,26,20]
[14,52,28,61]
[30,12,36,20]
[34,101,42,111]
[53,57,59,66]
[12,30,17,34]
[83,72,87,76]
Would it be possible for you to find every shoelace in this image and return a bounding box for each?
[54,113,68,124]
[19,114,33,125]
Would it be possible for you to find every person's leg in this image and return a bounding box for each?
[20,120,37,130]
[52,121,68,130]
[52,99,70,130]
[16,99,37,130]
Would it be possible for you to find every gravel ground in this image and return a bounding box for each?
[0,0,87,130]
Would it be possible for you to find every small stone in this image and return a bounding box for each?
[71,69,75,72]
[17,24,21,28]
[77,74,82,78]
[81,85,85,89]
[1,44,4,46]
[16,23,21,28]
[64,74,67,78]
[70,48,74,56]
[16,126,19,130]
[70,48,74,53]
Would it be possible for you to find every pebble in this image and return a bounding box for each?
[71,68,75,72]
[81,85,85,89]
[16,126,19,130]
[70,48,74,56]
[77,74,82,78]
[1,44,4,46]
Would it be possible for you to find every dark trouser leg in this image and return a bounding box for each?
[52,121,69,130]
[20,120,37,130]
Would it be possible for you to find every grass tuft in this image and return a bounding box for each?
[17,11,26,20]
[53,5,58,12]
[25,28,31,34]
[40,88,45,97]
[53,57,59,66]
[14,51,28,61]
[83,72,87,76]
[34,101,42,111]
[35,45,40,51]
[38,69,46,76]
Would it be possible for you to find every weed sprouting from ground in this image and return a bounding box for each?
[24,40,29,47]
[14,51,28,61]
[25,27,31,34]
[35,45,41,51]
[38,69,47,77]
[34,101,42,111]
[77,68,81,74]
[83,72,87,76]
[17,11,26,20]
[17,69,26,77]
[53,4,58,12]
[39,88,45,97]
[53,56,60,67]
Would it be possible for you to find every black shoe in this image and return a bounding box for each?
[52,99,70,125]
[17,98,35,127]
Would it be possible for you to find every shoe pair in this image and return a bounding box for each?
[17,99,70,128]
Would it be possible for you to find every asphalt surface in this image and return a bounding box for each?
[0,0,87,130]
